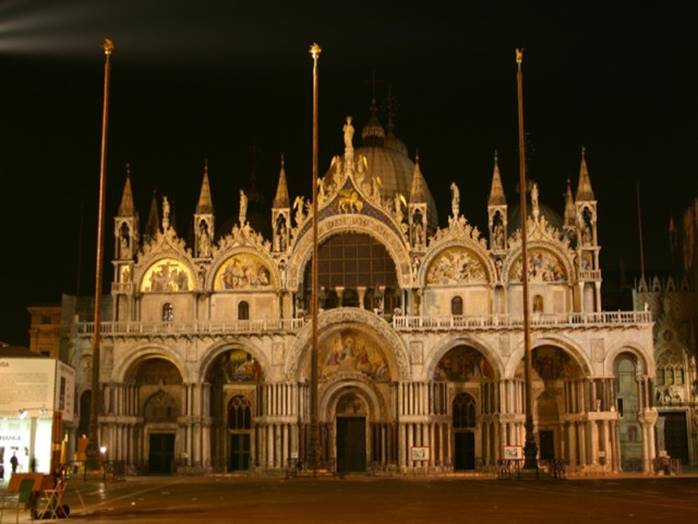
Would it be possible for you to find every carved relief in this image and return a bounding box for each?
[510,249,566,283]
[321,329,389,381]
[337,189,364,213]
[214,254,273,290]
[140,258,193,292]
[426,247,487,285]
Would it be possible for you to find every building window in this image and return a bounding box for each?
[453,393,476,429]
[228,395,252,430]
[451,296,463,316]
[238,301,249,320]
[162,303,174,322]
[533,295,544,313]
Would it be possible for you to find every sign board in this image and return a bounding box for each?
[0,358,56,413]
[503,446,523,460]
[411,447,429,461]
[55,361,76,422]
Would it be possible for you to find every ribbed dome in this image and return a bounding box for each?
[354,143,438,230]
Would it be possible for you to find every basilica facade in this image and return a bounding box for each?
[67,107,656,475]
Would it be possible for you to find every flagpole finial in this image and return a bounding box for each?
[309,42,322,60]
[515,48,523,65]
[102,37,114,56]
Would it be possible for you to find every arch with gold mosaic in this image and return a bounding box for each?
[503,242,573,285]
[210,250,278,291]
[420,242,493,287]
[139,257,196,293]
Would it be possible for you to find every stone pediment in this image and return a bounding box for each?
[213,223,272,258]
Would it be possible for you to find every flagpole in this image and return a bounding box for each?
[309,42,321,476]
[86,37,114,470]
[515,48,538,471]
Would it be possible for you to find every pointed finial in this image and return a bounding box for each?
[309,42,321,60]
[488,151,506,206]
[274,154,290,208]
[196,160,214,214]
[409,152,427,204]
[415,148,420,163]
[118,165,135,216]
[576,145,595,201]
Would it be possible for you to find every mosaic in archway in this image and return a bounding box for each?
[434,346,493,381]
[532,347,580,380]
[141,258,193,292]
[214,254,273,290]
[509,249,566,283]
[426,247,487,285]
[321,330,389,381]
[209,349,263,383]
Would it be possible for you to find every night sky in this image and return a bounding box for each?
[0,1,696,345]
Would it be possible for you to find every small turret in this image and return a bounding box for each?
[112,163,139,321]
[574,147,601,312]
[408,152,427,250]
[194,160,214,258]
[487,151,507,254]
[272,155,291,253]
[144,189,160,243]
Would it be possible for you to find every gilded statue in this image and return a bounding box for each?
[450,181,460,218]
[239,190,248,226]
[162,196,170,230]
[343,116,354,156]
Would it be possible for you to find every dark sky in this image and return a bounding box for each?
[0,1,696,345]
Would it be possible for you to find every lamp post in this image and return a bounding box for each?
[308,42,321,475]
[515,48,538,471]
[86,37,114,470]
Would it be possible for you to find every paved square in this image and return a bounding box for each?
[46,476,698,523]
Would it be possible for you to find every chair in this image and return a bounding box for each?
[12,478,36,523]
[37,480,67,520]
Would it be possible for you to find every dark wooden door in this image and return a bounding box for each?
[663,412,689,464]
[336,417,366,473]
[228,433,251,471]
[148,433,175,474]
[539,430,555,460]
[454,431,475,470]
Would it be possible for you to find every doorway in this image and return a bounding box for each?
[336,417,366,473]
[148,433,175,474]
[454,431,475,470]
[539,430,555,460]
[662,412,689,464]
[228,433,251,471]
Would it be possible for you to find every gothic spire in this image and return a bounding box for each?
[117,163,135,216]
[196,159,214,214]
[576,146,595,201]
[273,154,290,208]
[488,150,506,206]
[564,178,575,226]
[145,188,160,240]
[409,152,427,203]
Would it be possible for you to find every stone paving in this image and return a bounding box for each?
[2,474,698,523]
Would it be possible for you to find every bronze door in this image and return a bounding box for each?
[336,417,366,473]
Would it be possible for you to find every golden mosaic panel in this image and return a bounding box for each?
[320,329,389,381]
[509,249,566,283]
[426,247,487,285]
[140,258,193,292]
[214,254,274,291]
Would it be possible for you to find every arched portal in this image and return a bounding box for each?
[453,393,476,470]
[434,345,495,469]
[205,349,262,472]
[516,346,583,465]
[334,392,368,473]
[127,357,184,475]
[302,233,400,314]
[614,352,643,471]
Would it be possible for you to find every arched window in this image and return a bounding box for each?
[228,395,252,430]
[238,301,249,320]
[533,295,544,313]
[451,296,463,316]
[144,390,178,422]
[453,393,476,429]
[162,303,174,322]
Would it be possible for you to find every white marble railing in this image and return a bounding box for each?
[392,311,652,331]
[77,318,306,336]
[579,269,602,281]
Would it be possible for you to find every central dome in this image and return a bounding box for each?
[338,102,438,229]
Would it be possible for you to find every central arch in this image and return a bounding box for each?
[287,213,412,291]
[285,308,410,381]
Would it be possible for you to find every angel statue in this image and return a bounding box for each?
[162,196,170,230]
[343,116,355,157]
[293,196,305,225]
[239,190,248,226]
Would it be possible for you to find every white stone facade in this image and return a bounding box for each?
[66,121,656,475]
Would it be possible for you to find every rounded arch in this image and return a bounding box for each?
[502,241,574,285]
[419,239,496,287]
[604,341,652,377]
[115,344,188,383]
[504,334,592,379]
[425,336,503,381]
[319,377,386,423]
[197,339,270,383]
[287,214,411,291]
[285,308,410,381]
[207,247,281,292]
